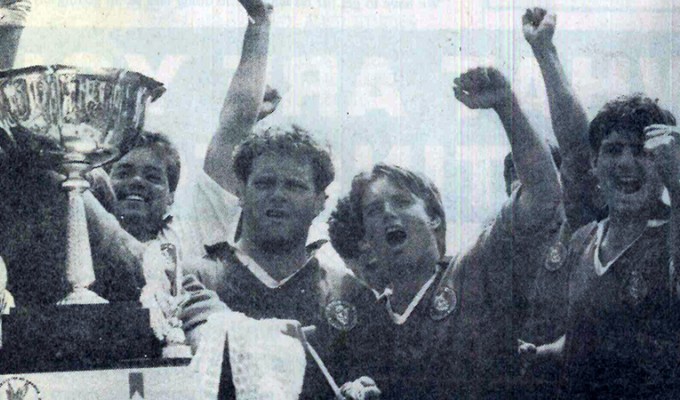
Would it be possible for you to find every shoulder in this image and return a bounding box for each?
[568,221,598,251]
[501,185,564,240]
[183,252,231,292]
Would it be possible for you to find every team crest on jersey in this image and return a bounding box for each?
[430,287,457,321]
[325,300,358,331]
[544,242,566,271]
[622,270,649,306]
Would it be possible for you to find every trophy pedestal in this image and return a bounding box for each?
[0,302,162,374]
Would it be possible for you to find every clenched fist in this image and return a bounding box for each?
[453,67,512,110]
[237,0,273,22]
[522,7,555,50]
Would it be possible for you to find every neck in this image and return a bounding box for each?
[119,217,159,243]
[601,212,648,263]
[387,254,439,314]
[238,235,310,281]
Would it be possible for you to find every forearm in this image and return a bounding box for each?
[533,45,589,156]
[494,95,561,208]
[84,191,146,282]
[204,17,271,190]
[534,44,598,227]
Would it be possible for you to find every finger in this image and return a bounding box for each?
[521,9,532,26]
[543,12,556,28]
[645,127,667,138]
[646,124,675,132]
[453,87,476,109]
[453,76,462,88]
[459,71,474,90]
[534,7,547,24]
[365,387,382,399]
[645,124,680,138]
[486,67,506,87]
[340,382,352,393]
[301,325,317,337]
[468,67,487,90]
[358,376,376,386]
[644,135,674,151]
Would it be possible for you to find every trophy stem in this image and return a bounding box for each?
[57,157,108,305]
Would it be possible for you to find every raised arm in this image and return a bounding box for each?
[204,0,274,193]
[523,8,597,228]
[644,124,680,283]
[0,0,31,69]
[453,67,561,224]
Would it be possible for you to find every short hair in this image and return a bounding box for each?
[232,124,334,193]
[589,94,676,153]
[328,163,446,260]
[125,131,181,193]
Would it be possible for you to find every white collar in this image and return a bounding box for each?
[593,218,667,276]
[373,264,442,325]
[232,244,319,289]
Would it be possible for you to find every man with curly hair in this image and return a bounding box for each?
[186,123,379,399]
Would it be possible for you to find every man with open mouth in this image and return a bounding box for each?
[327,62,567,398]
[519,96,680,399]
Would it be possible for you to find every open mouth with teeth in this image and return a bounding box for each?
[385,226,408,247]
[614,176,643,194]
[123,194,146,202]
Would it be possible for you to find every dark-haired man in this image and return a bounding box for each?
[520,95,680,399]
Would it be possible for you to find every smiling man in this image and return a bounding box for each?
[109,132,179,243]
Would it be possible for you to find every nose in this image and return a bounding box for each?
[382,201,398,220]
[616,146,638,171]
[127,173,147,190]
[270,182,287,202]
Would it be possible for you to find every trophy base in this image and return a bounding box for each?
[162,343,193,359]
[0,302,162,374]
[57,287,109,305]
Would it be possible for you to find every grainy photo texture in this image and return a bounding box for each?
[0,0,679,399]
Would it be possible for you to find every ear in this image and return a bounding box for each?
[358,239,371,253]
[429,215,442,230]
[312,192,326,217]
[167,191,175,207]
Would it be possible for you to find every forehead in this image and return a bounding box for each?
[113,147,166,170]
[249,152,315,180]
[362,176,415,206]
[601,129,643,146]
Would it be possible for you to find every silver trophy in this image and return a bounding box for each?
[0,65,165,305]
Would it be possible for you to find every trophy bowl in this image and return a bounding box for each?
[0,65,165,305]
[0,65,165,166]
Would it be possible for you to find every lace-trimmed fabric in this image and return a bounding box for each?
[220,312,306,400]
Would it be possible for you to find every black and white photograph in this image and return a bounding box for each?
[0,0,679,398]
